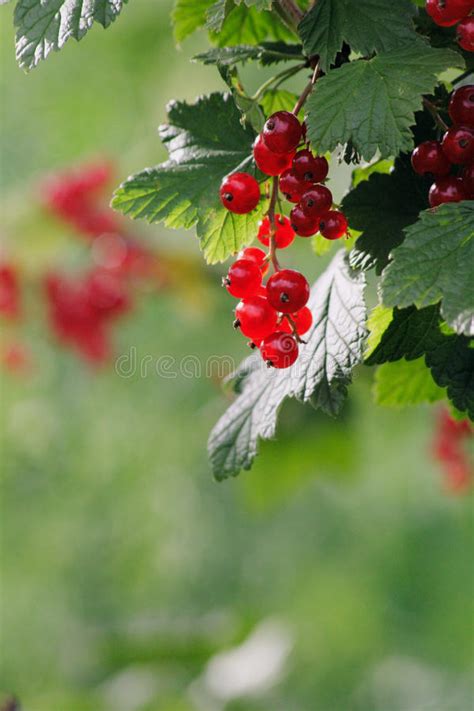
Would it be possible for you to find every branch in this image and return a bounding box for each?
[292,62,320,115]
[423,97,449,132]
[267,177,281,272]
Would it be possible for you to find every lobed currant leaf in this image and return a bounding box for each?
[211,2,293,46]
[14,0,128,70]
[381,202,474,337]
[373,358,446,408]
[298,0,420,73]
[208,251,367,479]
[305,46,464,161]
[343,156,427,273]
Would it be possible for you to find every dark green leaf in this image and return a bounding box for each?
[381,201,474,336]
[208,250,367,478]
[306,46,464,161]
[14,0,127,70]
[193,42,304,66]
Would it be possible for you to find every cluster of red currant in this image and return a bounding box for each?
[426,0,474,51]
[218,110,349,368]
[411,84,474,206]
[432,407,473,492]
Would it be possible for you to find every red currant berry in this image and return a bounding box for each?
[260,331,299,369]
[220,172,260,214]
[281,306,313,336]
[279,169,312,203]
[238,246,267,267]
[300,185,333,217]
[253,134,294,176]
[428,177,466,207]
[262,111,302,154]
[290,205,319,237]
[449,85,474,127]
[319,210,348,240]
[457,16,474,52]
[292,150,329,183]
[442,126,474,164]
[224,259,262,298]
[235,296,278,340]
[411,141,451,177]
[257,214,295,249]
[426,0,467,25]
[267,269,310,313]
[461,162,474,196]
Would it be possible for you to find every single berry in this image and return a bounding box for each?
[290,205,319,237]
[292,150,329,183]
[428,177,466,207]
[279,169,312,203]
[449,85,474,127]
[257,214,295,249]
[319,210,348,240]
[442,126,474,164]
[461,162,474,196]
[457,16,474,52]
[224,259,262,298]
[300,185,333,217]
[426,0,468,25]
[253,134,294,176]
[262,111,302,154]
[238,247,268,273]
[411,141,451,177]
[267,269,310,313]
[235,296,278,340]
[281,306,313,336]
[260,331,299,369]
[220,172,260,214]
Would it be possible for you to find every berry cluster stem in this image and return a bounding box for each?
[267,176,281,272]
[423,97,449,132]
[292,62,320,116]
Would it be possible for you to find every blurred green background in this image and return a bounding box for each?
[1,1,473,709]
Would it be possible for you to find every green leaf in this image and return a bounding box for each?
[172,0,215,42]
[208,250,367,479]
[366,305,474,419]
[193,42,304,66]
[260,88,298,115]
[218,64,265,131]
[14,0,127,70]
[364,304,393,359]
[381,201,474,336]
[351,159,394,188]
[112,93,261,264]
[374,358,446,408]
[306,46,464,161]
[298,0,419,73]
[343,156,427,273]
[206,0,234,33]
[212,3,293,46]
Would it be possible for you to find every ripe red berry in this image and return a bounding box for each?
[449,85,474,127]
[428,177,466,207]
[257,214,295,249]
[235,296,278,340]
[292,150,329,183]
[411,141,451,177]
[461,162,474,196]
[290,205,319,237]
[280,306,313,336]
[426,0,468,25]
[267,269,310,313]
[279,169,312,203]
[224,259,262,298]
[319,210,348,240]
[260,331,299,369]
[262,111,302,154]
[457,16,474,52]
[442,126,474,164]
[300,185,333,217]
[253,135,294,176]
[238,246,268,271]
[0,264,21,320]
[220,172,260,214]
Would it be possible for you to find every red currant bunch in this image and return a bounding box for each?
[411,84,474,206]
[425,0,474,51]
[432,407,473,493]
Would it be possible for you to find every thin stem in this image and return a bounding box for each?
[285,314,306,344]
[423,97,449,132]
[251,62,306,102]
[276,0,304,31]
[292,62,320,115]
[267,176,281,272]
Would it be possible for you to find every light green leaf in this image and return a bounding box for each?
[197,203,265,262]
[14,0,127,70]
[364,304,393,359]
[374,358,446,407]
[212,3,293,46]
[260,88,298,115]
[172,0,215,42]
[381,201,474,336]
[306,46,464,161]
[298,0,419,73]
[208,250,367,478]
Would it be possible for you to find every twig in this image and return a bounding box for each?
[292,62,320,115]
[285,314,306,343]
[266,177,281,272]
[423,97,449,132]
